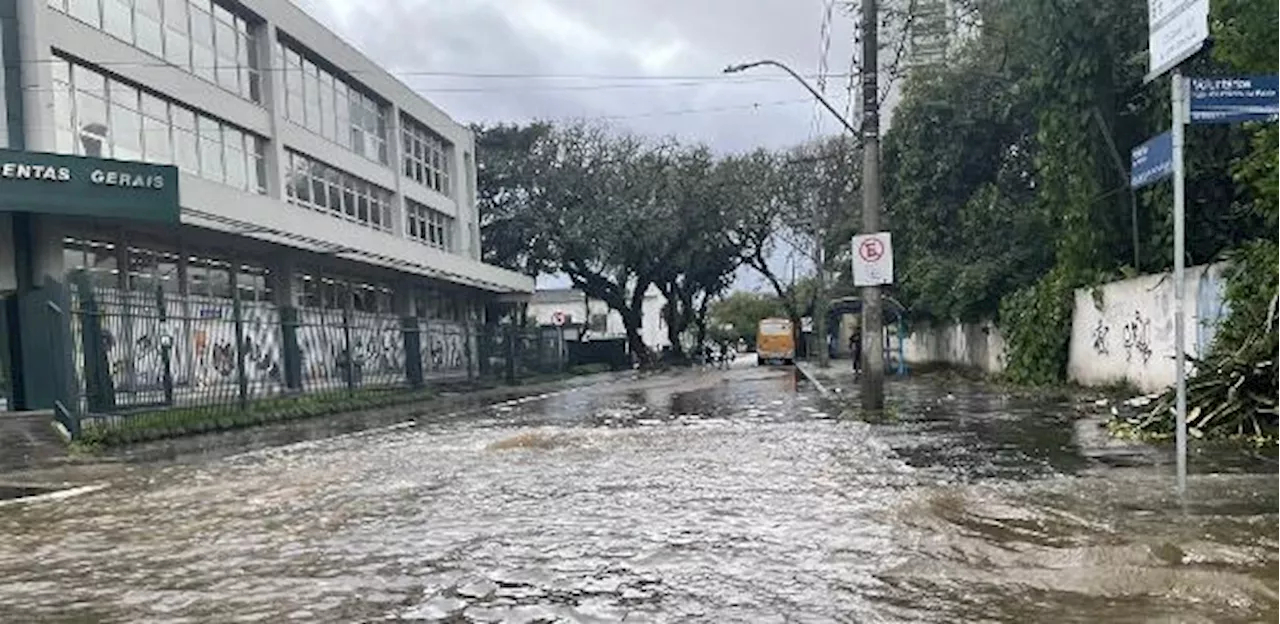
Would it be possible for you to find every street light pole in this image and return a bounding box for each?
[858,0,886,411]
[723,59,854,374]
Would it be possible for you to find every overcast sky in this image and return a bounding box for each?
[292,0,870,291]
[293,0,861,153]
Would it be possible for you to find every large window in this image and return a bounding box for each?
[285,151,394,233]
[401,115,450,194]
[48,0,260,102]
[293,272,392,313]
[50,56,267,194]
[277,39,388,165]
[405,199,455,252]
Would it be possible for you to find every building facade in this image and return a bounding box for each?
[528,286,670,352]
[0,0,533,412]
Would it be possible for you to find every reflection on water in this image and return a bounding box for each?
[0,368,1274,623]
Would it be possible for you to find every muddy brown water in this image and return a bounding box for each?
[0,366,1274,623]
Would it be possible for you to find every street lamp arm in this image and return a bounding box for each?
[722,59,858,135]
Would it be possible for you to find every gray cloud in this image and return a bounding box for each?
[291,0,861,153]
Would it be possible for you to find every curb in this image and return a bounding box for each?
[794,362,832,399]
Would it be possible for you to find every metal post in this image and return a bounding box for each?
[156,284,174,406]
[859,0,885,411]
[342,291,355,396]
[230,267,249,411]
[1171,69,1188,495]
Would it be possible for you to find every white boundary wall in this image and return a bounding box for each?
[1067,263,1228,392]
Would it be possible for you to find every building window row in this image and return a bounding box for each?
[48,0,260,102]
[51,57,267,194]
[293,272,393,314]
[401,115,450,195]
[63,236,272,302]
[405,199,455,252]
[278,40,388,165]
[285,151,394,233]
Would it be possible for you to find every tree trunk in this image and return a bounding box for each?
[620,309,652,367]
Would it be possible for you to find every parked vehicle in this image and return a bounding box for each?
[756,317,795,365]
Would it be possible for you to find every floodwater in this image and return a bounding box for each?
[0,364,1275,623]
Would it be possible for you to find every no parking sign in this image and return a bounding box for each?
[851,232,894,287]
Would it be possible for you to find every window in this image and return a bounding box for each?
[213,9,239,91]
[197,115,223,182]
[135,0,164,57]
[401,115,451,194]
[51,0,260,102]
[285,150,395,233]
[163,0,191,70]
[66,0,100,26]
[279,38,388,164]
[52,56,264,191]
[405,199,456,252]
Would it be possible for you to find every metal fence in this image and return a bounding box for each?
[60,282,566,440]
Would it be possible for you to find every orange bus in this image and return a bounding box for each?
[756,317,795,365]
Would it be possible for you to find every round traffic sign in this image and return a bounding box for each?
[858,237,885,262]
[552,311,566,326]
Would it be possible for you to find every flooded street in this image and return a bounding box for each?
[0,365,1275,623]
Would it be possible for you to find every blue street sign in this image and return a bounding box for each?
[1131,131,1173,189]
[1189,75,1279,124]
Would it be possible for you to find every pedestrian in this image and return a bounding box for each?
[849,331,863,375]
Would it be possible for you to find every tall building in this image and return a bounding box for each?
[0,0,533,412]
[902,0,959,73]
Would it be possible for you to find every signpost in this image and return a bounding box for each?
[1146,0,1208,497]
[851,232,893,287]
[1189,75,1280,124]
[1130,131,1174,189]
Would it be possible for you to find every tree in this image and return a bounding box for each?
[708,291,785,348]
[472,122,556,275]
[474,122,741,365]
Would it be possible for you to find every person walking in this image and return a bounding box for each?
[848,330,863,375]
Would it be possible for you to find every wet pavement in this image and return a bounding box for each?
[0,362,1275,623]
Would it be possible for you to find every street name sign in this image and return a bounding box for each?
[1130,131,1173,189]
[1146,0,1208,80]
[1189,75,1280,124]
[852,232,893,287]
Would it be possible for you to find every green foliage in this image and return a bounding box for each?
[709,291,786,347]
[1122,240,1280,442]
[998,267,1078,385]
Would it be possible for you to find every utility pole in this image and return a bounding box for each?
[859,0,885,411]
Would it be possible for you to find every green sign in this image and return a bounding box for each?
[0,148,179,223]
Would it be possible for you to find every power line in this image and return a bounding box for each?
[13,55,856,82]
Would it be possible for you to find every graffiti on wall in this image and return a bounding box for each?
[1091,318,1110,355]
[1121,310,1153,364]
[69,289,284,405]
[421,320,469,378]
[296,308,405,388]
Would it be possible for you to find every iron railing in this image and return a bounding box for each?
[63,283,566,441]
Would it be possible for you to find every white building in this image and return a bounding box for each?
[0,0,533,411]
[528,286,670,351]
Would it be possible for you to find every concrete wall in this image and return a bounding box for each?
[902,320,1007,375]
[1068,263,1228,393]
